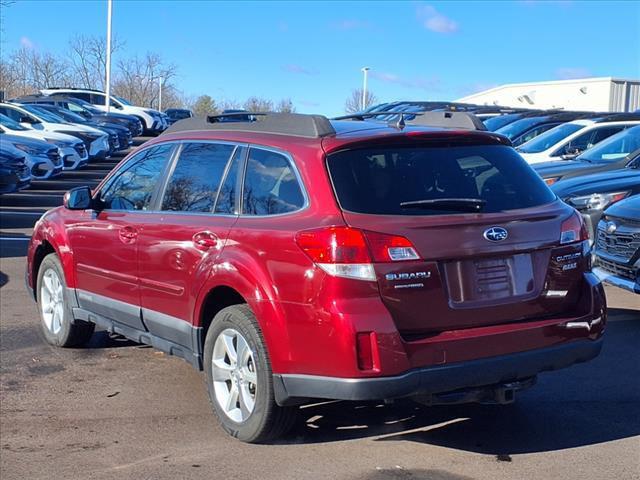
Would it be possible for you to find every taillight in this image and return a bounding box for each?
[295,226,420,281]
[364,231,420,262]
[560,212,589,244]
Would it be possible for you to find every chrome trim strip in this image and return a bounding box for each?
[592,267,639,294]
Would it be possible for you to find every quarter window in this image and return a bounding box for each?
[101,144,174,211]
[242,148,304,215]
[161,143,235,213]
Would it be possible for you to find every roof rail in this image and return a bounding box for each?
[407,111,487,130]
[593,112,640,122]
[44,87,105,93]
[333,111,428,121]
[163,112,336,138]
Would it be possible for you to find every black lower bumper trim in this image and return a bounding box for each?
[273,339,603,404]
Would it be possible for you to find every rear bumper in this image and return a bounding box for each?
[274,336,603,403]
[593,266,640,294]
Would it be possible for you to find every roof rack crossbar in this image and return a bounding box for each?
[163,112,336,138]
[407,111,488,130]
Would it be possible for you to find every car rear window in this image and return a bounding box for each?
[327,145,556,215]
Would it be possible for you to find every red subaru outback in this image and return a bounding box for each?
[26,112,606,442]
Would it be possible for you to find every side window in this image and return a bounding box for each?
[161,142,235,213]
[590,126,625,146]
[242,148,304,215]
[101,144,174,211]
[0,107,22,122]
[70,92,91,102]
[565,130,596,152]
[214,146,245,214]
[91,93,106,105]
[65,102,84,113]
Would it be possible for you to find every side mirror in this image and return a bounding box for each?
[561,146,580,160]
[63,186,93,210]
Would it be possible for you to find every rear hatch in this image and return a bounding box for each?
[326,142,588,337]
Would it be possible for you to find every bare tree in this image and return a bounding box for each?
[112,52,177,108]
[275,98,296,113]
[68,35,123,90]
[344,88,378,114]
[243,96,273,112]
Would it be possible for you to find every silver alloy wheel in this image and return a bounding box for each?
[212,328,257,423]
[40,268,64,335]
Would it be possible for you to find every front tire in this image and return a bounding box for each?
[36,253,94,347]
[203,304,297,443]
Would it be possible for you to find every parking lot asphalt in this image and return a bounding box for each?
[0,141,639,480]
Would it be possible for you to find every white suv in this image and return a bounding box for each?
[40,88,167,134]
[518,115,640,164]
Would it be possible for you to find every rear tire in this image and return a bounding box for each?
[36,253,94,347]
[203,304,297,443]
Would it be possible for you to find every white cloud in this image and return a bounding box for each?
[556,67,592,80]
[370,71,441,91]
[417,5,459,34]
[282,64,318,76]
[20,36,34,49]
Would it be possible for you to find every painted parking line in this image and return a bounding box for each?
[0,237,32,241]
[0,211,47,216]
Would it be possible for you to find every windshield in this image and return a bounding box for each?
[327,145,555,215]
[495,116,547,140]
[0,113,29,131]
[518,123,585,153]
[114,96,131,106]
[578,126,640,163]
[22,104,66,123]
[483,113,522,131]
[50,108,86,123]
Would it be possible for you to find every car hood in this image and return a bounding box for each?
[3,128,81,145]
[93,112,139,123]
[48,122,107,135]
[533,159,594,178]
[551,168,640,198]
[1,133,57,153]
[603,194,640,221]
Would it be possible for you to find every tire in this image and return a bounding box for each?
[36,253,94,347]
[203,304,297,443]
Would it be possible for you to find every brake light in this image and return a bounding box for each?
[295,227,420,281]
[560,212,589,244]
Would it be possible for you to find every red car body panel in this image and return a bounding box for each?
[26,122,606,399]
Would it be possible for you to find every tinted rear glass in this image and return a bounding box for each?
[327,145,556,215]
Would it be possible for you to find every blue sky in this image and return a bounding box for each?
[3,1,639,115]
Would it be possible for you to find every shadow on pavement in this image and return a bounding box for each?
[283,315,640,456]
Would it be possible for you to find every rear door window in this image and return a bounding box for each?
[161,142,235,213]
[327,145,555,215]
[242,148,305,215]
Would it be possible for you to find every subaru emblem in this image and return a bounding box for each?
[605,221,617,234]
[483,226,508,242]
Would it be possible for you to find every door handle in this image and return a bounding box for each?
[119,226,138,243]
[192,231,218,251]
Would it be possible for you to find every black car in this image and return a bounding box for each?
[14,94,143,138]
[495,112,592,146]
[592,194,640,294]
[551,165,640,238]
[0,146,31,194]
[534,126,640,185]
[37,104,132,152]
[165,108,193,125]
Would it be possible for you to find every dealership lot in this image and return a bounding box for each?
[0,141,638,479]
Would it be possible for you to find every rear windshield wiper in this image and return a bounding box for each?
[400,198,487,212]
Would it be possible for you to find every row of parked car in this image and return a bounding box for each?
[0,87,168,192]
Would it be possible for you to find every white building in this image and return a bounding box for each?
[457,77,640,112]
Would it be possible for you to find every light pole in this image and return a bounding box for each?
[361,67,370,110]
[105,0,113,113]
[158,76,163,112]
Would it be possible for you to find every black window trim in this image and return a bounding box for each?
[238,144,309,218]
